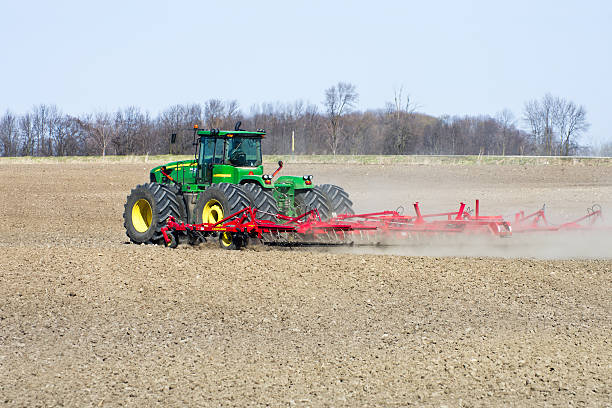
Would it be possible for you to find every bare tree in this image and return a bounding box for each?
[32,104,51,156]
[554,100,589,156]
[324,82,358,155]
[524,94,589,156]
[597,141,612,157]
[113,106,141,155]
[523,94,556,155]
[495,109,515,156]
[224,100,241,128]
[0,111,19,157]
[48,110,66,156]
[204,99,225,129]
[84,112,114,157]
[384,87,419,154]
[19,113,34,156]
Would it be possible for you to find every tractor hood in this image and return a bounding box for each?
[150,160,197,185]
[275,175,313,190]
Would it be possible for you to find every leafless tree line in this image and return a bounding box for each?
[0,84,596,157]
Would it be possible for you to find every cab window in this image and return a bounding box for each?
[201,138,215,165]
[226,137,262,167]
[200,138,226,164]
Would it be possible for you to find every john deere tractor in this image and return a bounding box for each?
[123,122,354,245]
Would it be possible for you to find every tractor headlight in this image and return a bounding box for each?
[303,175,313,185]
[263,174,272,184]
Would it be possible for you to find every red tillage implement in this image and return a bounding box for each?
[512,204,604,233]
[159,199,608,249]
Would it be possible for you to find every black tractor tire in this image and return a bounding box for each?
[242,183,279,222]
[295,186,332,221]
[123,183,186,245]
[319,184,355,216]
[192,183,252,224]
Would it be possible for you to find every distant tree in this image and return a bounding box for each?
[523,94,589,156]
[204,99,225,129]
[554,100,589,156]
[383,87,419,154]
[83,112,114,157]
[113,106,144,155]
[32,105,51,156]
[323,82,358,155]
[524,94,555,155]
[19,113,34,156]
[495,109,515,156]
[597,141,612,157]
[0,111,19,157]
[224,100,241,128]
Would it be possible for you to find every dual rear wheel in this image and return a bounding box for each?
[123,183,186,245]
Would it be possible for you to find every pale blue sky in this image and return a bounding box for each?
[2,0,611,145]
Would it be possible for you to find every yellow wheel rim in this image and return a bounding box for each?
[132,199,153,233]
[220,232,232,247]
[203,199,224,224]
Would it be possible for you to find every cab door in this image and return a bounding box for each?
[199,138,226,184]
[199,138,214,184]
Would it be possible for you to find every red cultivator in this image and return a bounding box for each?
[161,200,606,249]
[512,204,604,233]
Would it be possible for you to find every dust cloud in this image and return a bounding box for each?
[324,230,612,259]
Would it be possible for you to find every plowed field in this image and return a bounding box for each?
[1,160,611,407]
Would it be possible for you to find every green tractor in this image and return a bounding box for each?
[123,122,354,246]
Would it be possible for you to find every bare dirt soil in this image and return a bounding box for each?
[1,161,611,407]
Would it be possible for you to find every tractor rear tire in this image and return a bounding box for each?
[295,187,332,221]
[193,183,251,224]
[242,183,279,222]
[319,184,355,216]
[123,183,186,245]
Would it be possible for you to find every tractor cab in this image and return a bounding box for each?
[198,132,263,167]
[194,125,266,185]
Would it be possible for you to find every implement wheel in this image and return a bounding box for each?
[193,183,251,224]
[218,231,246,250]
[165,231,179,248]
[123,183,186,245]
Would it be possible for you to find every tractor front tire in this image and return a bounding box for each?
[123,183,186,245]
[295,187,332,221]
[193,183,251,224]
[242,183,279,222]
[319,184,354,216]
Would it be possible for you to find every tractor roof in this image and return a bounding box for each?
[196,129,265,138]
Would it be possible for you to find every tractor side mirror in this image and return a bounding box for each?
[170,133,177,144]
